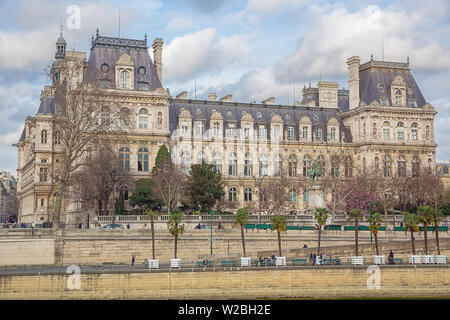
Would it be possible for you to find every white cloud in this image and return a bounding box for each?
[166,15,192,32]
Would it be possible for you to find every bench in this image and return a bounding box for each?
[393,258,403,264]
[256,224,268,230]
[244,224,256,230]
[326,225,341,231]
[394,227,405,231]
[291,258,308,266]
[323,258,332,265]
[286,225,300,230]
[300,226,316,230]
[196,260,213,268]
[220,260,238,267]
[332,258,341,265]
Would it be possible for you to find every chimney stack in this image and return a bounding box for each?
[219,94,232,102]
[347,56,360,110]
[208,92,217,101]
[262,97,275,104]
[317,81,339,108]
[152,38,164,85]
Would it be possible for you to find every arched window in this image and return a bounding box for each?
[119,147,130,171]
[344,157,353,177]
[411,122,418,141]
[138,108,148,129]
[288,155,297,177]
[228,187,237,202]
[138,147,149,172]
[383,121,390,139]
[383,155,392,177]
[41,130,47,144]
[244,153,253,176]
[317,155,325,177]
[213,152,222,173]
[244,187,252,202]
[120,70,130,89]
[397,155,406,177]
[289,188,297,203]
[54,131,60,145]
[228,153,237,175]
[303,155,311,177]
[181,151,191,174]
[412,156,420,175]
[119,186,129,201]
[259,154,268,176]
[395,89,402,106]
[396,122,404,140]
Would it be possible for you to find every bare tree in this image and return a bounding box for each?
[51,62,131,228]
[152,160,186,214]
[255,170,291,216]
[71,141,132,224]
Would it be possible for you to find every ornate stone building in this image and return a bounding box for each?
[15,32,437,226]
[0,172,17,223]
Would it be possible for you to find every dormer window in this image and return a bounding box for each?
[137,82,148,91]
[120,71,130,89]
[380,99,389,106]
[395,90,402,106]
[287,127,294,140]
[408,100,417,107]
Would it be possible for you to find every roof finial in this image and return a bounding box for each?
[407,56,410,66]
[96,28,99,37]
[60,24,63,37]
[144,33,147,42]
[371,53,373,61]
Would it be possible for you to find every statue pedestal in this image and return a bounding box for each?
[307,184,331,224]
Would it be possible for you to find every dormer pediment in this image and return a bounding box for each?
[392,75,406,87]
[241,113,254,122]
[270,114,283,123]
[116,53,135,67]
[299,116,311,124]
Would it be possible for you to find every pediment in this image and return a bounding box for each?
[116,54,135,67]
[392,75,406,86]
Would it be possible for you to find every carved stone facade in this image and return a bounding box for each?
[15,33,438,226]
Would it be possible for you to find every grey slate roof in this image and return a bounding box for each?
[169,100,353,143]
[86,35,161,91]
[37,96,55,115]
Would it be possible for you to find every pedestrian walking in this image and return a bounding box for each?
[131,255,136,267]
[388,250,394,265]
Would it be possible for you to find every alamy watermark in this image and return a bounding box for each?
[66,5,81,30]
[366,265,381,290]
[66,264,81,290]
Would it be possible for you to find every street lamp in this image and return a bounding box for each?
[210,209,214,256]
[368,201,377,244]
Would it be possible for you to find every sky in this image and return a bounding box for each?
[0,0,449,175]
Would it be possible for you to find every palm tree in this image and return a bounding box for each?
[430,209,444,255]
[404,211,419,255]
[271,215,287,256]
[313,208,329,256]
[167,210,185,258]
[417,205,434,255]
[348,208,363,256]
[368,212,382,255]
[147,209,157,260]
[235,207,249,257]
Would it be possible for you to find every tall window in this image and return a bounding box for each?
[273,125,280,139]
[120,186,129,201]
[39,168,48,182]
[344,157,353,177]
[289,188,297,203]
[259,125,266,138]
[213,122,220,136]
[195,121,204,136]
[383,121,390,139]
[244,187,252,202]
[138,108,148,129]
[303,155,311,177]
[412,156,420,176]
[228,187,237,202]
[317,155,325,177]
[196,151,206,164]
[119,147,130,171]
[41,130,47,144]
[302,127,308,139]
[330,128,336,140]
[228,153,237,175]
[259,154,268,176]
[396,122,404,140]
[288,155,297,177]
[397,155,406,177]
[411,123,418,141]
[181,151,191,174]
[316,128,323,140]
[54,131,60,145]
[227,124,235,137]
[395,89,402,106]
[244,153,253,176]
[331,159,339,177]
[181,122,188,135]
[213,152,222,173]
[287,127,294,140]
[100,113,110,125]
[138,147,149,172]
[383,155,392,177]
[120,70,130,89]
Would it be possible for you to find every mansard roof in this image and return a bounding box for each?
[358,60,426,110]
[36,95,55,115]
[169,99,353,143]
[86,34,162,91]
